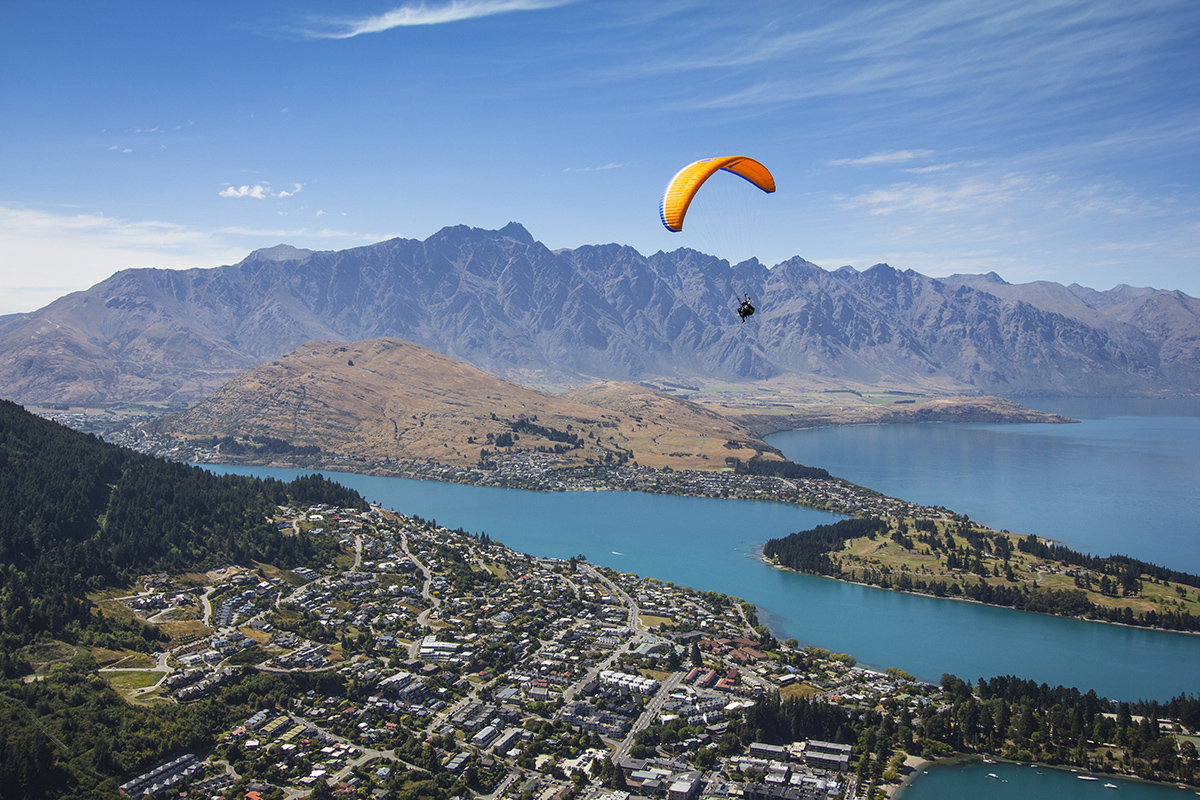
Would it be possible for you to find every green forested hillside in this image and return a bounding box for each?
[0,652,346,800]
[0,398,364,671]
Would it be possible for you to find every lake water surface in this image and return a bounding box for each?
[896,758,1196,800]
[208,398,1200,702]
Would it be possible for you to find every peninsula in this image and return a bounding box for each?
[763,517,1200,634]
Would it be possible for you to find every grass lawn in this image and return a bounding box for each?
[484,562,511,580]
[239,627,273,644]
[103,670,163,698]
[782,682,822,700]
[87,584,138,601]
[91,647,155,669]
[157,619,213,647]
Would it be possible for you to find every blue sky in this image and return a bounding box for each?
[1,0,1198,314]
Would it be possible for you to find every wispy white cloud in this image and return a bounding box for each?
[828,150,934,167]
[300,0,573,39]
[1093,240,1156,252]
[0,204,378,314]
[839,174,1032,215]
[0,205,246,314]
[220,184,268,199]
[0,205,215,249]
[563,163,622,172]
[623,0,1197,148]
[215,225,375,240]
[903,161,984,174]
[218,183,303,199]
[1069,183,1169,217]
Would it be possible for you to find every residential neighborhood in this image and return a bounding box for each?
[108,503,947,799]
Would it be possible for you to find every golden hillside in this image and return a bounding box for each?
[155,338,780,470]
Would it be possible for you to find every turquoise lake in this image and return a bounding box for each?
[896,758,1197,800]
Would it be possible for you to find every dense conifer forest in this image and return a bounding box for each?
[725,457,832,480]
[0,399,364,673]
[0,653,345,800]
[761,518,889,575]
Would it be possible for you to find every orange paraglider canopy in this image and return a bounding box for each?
[659,156,775,232]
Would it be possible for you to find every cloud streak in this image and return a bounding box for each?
[0,205,246,314]
[839,174,1033,215]
[0,205,382,314]
[219,183,302,199]
[563,163,622,172]
[828,150,934,166]
[301,0,573,39]
[618,0,1198,148]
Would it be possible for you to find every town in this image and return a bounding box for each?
[92,415,947,521]
[107,502,946,800]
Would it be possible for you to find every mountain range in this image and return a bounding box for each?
[2,222,1197,405]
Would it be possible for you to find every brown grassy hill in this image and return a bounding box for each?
[154,338,780,470]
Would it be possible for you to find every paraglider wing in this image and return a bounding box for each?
[659,156,776,232]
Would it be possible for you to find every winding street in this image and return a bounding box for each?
[397,522,441,658]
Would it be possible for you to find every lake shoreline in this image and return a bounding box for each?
[894,754,1200,799]
[186,446,1200,639]
[759,553,1200,640]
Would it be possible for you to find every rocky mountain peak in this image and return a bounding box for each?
[499,221,535,243]
[248,244,314,262]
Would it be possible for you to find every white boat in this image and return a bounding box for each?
[987,773,1000,779]
[1079,775,1100,781]
[1104,784,1118,789]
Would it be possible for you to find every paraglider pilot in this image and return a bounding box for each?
[737,294,755,323]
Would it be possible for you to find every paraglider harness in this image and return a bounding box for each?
[737,293,756,323]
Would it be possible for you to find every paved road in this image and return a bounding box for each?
[399,527,440,658]
[614,671,685,762]
[200,586,215,628]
